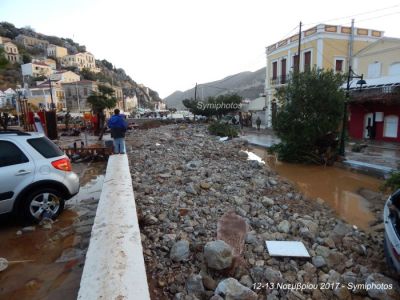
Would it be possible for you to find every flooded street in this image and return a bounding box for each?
[251,147,384,230]
[0,162,105,300]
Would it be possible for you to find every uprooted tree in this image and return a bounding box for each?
[271,68,346,165]
[87,85,117,139]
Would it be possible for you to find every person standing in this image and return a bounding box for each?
[108,109,128,154]
[256,116,261,131]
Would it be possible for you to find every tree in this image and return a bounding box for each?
[183,94,242,119]
[87,85,117,138]
[271,68,346,165]
[80,68,97,81]
[0,48,9,69]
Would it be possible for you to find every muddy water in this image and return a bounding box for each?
[0,162,105,300]
[251,147,383,230]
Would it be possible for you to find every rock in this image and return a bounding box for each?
[325,251,346,271]
[277,220,290,233]
[170,240,190,262]
[21,226,36,233]
[333,286,351,300]
[365,273,400,300]
[239,275,253,288]
[215,278,257,300]
[186,274,205,296]
[315,245,330,258]
[264,267,283,283]
[323,237,335,248]
[312,256,326,268]
[144,214,158,225]
[204,240,233,270]
[200,182,211,190]
[202,274,217,291]
[185,183,198,195]
[250,267,265,283]
[261,197,274,207]
[16,230,22,236]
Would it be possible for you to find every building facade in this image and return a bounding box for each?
[21,62,53,78]
[62,80,98,112]
[60,52,100,72]
[25,82,66,111]
[264,23,384,128]
[348,37,400,142]
[0,41,20,63]
[15,34,49,49]
[50,70,80,83]
[47,44,68,58]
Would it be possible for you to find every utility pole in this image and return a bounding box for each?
[296,21,302,73]
[339,19,356,156]
[194,83,198,101]
[348,19,355,71]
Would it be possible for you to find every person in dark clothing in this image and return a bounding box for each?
[107,109,128,154]
[256,116,261,131]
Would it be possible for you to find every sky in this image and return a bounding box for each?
[1,0,400,98]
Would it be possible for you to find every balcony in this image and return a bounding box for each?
[270,74,290,86]
[349,84,400,103]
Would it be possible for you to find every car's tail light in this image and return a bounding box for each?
[51,158,72,172]
[391,245,400,261]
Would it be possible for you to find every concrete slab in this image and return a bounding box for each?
[77,155,150,300]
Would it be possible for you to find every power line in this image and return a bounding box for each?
[303,4,400,27]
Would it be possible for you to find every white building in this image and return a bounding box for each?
[21,62,53,78]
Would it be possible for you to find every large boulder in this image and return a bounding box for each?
[215,278,257,300]
[204,240,233,270]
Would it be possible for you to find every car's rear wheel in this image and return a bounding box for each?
[22,188,65,223]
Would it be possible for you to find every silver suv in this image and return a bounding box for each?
[0,131,80,222]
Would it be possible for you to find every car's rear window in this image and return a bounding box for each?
[27,137,64,158]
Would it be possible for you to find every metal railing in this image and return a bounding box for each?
[349,85,400,102]
[270,74,291,86]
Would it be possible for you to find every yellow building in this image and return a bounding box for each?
[264,23,384,127]
[47,44,68,58]
[15,34,49,49]
[1,41,20,63]
[50,70,80,83]
[60,52,100,73]
[347,37,400,142]
[26,81,66,111]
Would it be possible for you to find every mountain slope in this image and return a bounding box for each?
[165,67,266,109]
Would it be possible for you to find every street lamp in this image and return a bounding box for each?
[339,66,366,156]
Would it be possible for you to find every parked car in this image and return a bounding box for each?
[0,130,80,222]
[384,189,400,273]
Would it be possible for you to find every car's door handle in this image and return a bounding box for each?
[15,170,31,176]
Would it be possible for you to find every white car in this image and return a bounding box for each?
[0,130,80,222]
[384,189,400,273]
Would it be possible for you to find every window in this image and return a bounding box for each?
[272,61,277,80]
[368,62,381,78]
[335,59,344,73]
[281,59,287,83]
[304,51,311,70]
[0,141,29,167]
[27,137,64,158]
[83,87,88,96]
[293,55,299,71]
[389,63,400,76]
[384,115,399,138]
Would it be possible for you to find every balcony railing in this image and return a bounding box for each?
[349,85,400,103]
[270,74,291,86]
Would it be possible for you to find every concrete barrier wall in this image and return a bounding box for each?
[78,154,150,300]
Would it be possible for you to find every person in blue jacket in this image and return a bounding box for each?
[107,109,128,154]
